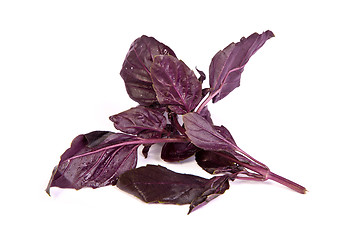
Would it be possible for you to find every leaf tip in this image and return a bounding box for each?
[266,30,275,38]
[45,188,51,197]
[187,208,193,215]
[45,165,58,197]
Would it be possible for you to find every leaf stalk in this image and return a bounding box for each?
[215,151,307,194]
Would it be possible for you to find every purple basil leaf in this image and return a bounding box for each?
[117,164,231,214]
[141,144,151,158]
[151,55,202,114]
[161,141,199,162]
[117,164,209,204]
[109,106,167,137]
[183,112,238,152]
[209,30,274,103]
[195,150,245,174]
[196,67,206,83]
[120,35,177,105]
[46,131,140,194]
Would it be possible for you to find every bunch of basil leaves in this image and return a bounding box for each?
[46,31,306,214]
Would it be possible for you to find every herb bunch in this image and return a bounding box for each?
[46,31,307,214]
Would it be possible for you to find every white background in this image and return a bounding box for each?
[1,0,359,239]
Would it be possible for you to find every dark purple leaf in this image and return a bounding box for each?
[141,144,151,158]
[46,131,140,194]
[109,106,167,137]
[117,164,231,214]
[151,55,202,114]
[120,35,177,105]
[195,150,245,174]
[183,112,238,152]
[161,141,199,162]
[196,67,206,83]
[209,30,274,103]
[118,165,208,204]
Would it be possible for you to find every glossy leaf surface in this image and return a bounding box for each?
[46,131,140,194]
[151,55,202,114]
[109,106,167,137]
[183,112,238,152]
[120,35,177,105]
[117,164,231,214]
[209,30,274,103]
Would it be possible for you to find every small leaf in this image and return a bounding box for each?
[141,144,151,158]
[209,30,274,103]
[183,112,238,152]
[151,55,202,114]
[46,131,140,194]
[117,164,231,214]
[195,150,245,174]
[196,67,206,83]
[120,35,177,105]
[109,106,167,137]
[161,141,199,162]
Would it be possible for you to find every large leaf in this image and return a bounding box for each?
[117,164,231,214]
[151,55,202,114]
[120,35,177,105]
[209,30,274,103]
[109,106,167,137]
[183,112,238,152]
[46,131,140,194]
